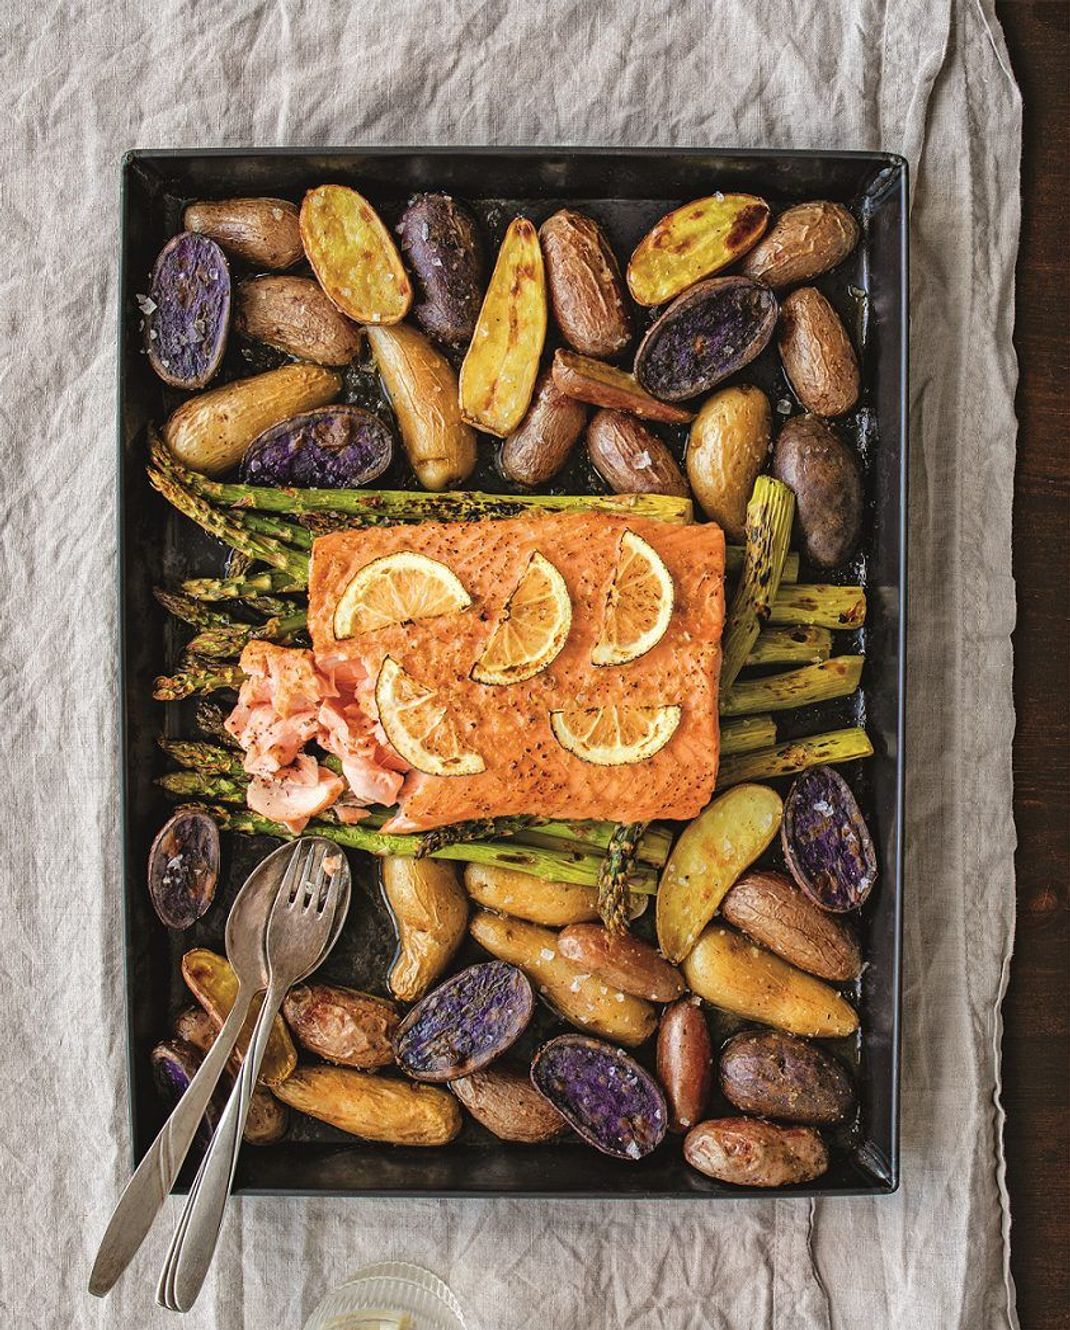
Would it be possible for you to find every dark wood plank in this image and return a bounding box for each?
[994,4,1069,1328]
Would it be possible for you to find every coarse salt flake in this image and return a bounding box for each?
[540,948,555,962]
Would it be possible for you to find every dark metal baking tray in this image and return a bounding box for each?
[118,147,907,1198]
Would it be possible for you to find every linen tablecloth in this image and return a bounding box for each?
[0,1,1021,1325]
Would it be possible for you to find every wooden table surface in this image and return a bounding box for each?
[993,5,1069,1328]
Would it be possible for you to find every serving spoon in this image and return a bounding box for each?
[89,838,349,1298]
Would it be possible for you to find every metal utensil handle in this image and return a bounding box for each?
[159,978,285,1311]
[88,986,254,1297]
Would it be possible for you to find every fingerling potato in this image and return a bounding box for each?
[451,1065,568,1142]
[627,194,770,306]
[282,983,399,1069]
[778,287,859,417]
[539,209,631,357]
[181,948,297,1085]
[300,184,412,325]
[684,1117,828,1187]
[686,385,772,541]
[382,856,468,1003]
[273,1066,461,1145]
[184,196,303,270]
[740,200,859,288]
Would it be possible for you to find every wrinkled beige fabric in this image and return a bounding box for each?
[0,1,1020,1326]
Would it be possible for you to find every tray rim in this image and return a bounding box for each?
[116,143,908,1199]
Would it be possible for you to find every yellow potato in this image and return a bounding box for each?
[381,856,468,1003]
[273,1066,461,1145]
[459,217,546,436]
[299,184,412,325]
[682,926,858,1037]
[656,783,782,963]
[686,385,772,542]
[627,194,770,306]
[367,323,477,491]
[463,863,601,927]
[163,364,341,477]
[181,949,296,1086]
[469,910,656,1046]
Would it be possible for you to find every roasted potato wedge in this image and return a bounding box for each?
[740,200,859,289]
[184,197,303,270]
[234,274,363,365]
[686,385,772,541]
[299,184,412,325]
[684,1117,828,1187]
[556,924,685,1002]
[469,909,656,1046]
[772,414,863,568]
[539,209,631,357]
[552,350,695,424]
[239,404,393,489]
[282,983,399,1069]
[656,783,783,963]
[627,194,770,306]
[181,948,297,1085]
[500,368,587,486]
[381,856,468,1003]
[144,234,230,389]
[459,217,547,436]
[720,870,862,980]
[778,287,860,417]
[585,410,689,497]
[463,863,603,927]
[452,1065,567,1142]
[782,765,877,911]
[274,1066,462,1146]
[396,193,484,347]
[367,323,477,490]
[162,363,341,476]
[681,926,858,1037]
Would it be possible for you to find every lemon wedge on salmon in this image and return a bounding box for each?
[549,703,682,766]
[334,552,472,639]
[375,656,485,777]
[471,551,572,685]
[591,530,674,667]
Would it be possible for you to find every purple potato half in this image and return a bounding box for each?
[634,276,777,401]
[530,1034,668,1160]
[782,765,878,912]
[396,193,484,347]
[147,810,220,930]
[144,232,231,389]
[150,1039,221,1152]
[239,405,394,488]
[393,961,534,1082]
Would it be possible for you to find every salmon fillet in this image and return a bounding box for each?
[308,512,724,830]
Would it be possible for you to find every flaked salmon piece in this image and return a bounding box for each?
[318,697,407,807]
[247,755,345,834]
[227,642,321,776]
[308,512,724,830]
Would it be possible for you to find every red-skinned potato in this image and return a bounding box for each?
[657,997,713,1132]
[684,1117,828,1187]
[540,209,631,357]
[184,197,303,269]
[500,368,587,486]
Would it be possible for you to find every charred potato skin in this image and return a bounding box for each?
[740,201,859,289]
[684,1117,829,1188]
[282,983,399,1069]
[396,193,484,348]
[657,997,713,1133]
[500,368,588,486]
[778,286,860,417]
[772,414,863,569]
[184,197,303,270]
[586,409,689,498]
[381,857,468,1004]
[539,209,632,357]
[367,323,477,491]
[720,870,862,980]
[452,1065,568,1143]
[719,1029,854,1125]
[627,194,770,306]
[162,363,342,477]
[686,386,772,541]
[273,1066,462,1146]
[234,275,363,365]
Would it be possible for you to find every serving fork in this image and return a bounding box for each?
[157,838,348,1312]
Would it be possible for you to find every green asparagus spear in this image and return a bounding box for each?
[769,584,866,630]
[242,595,305,618]
[153,588,237,630]
[720,477,796,689]
[745,625,832,667]
[597,822,646,933]
[194,700,242,746]
[153,661,245,701]
[158,738,246,778]
[720,656,864,717]
[158,771,248,803]
[726,547,799,584]
[720,714,777,755]
[181,570,307,601]
[414,816,538,857]
[183,609,309,660]
[239,510,315,550]
[716,727,874,788]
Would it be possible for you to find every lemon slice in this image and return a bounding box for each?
[591,530,675,667]
[549,703,682,766]
[375,656,485,777]
[334,552,471,639]
[471,551,572,685]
